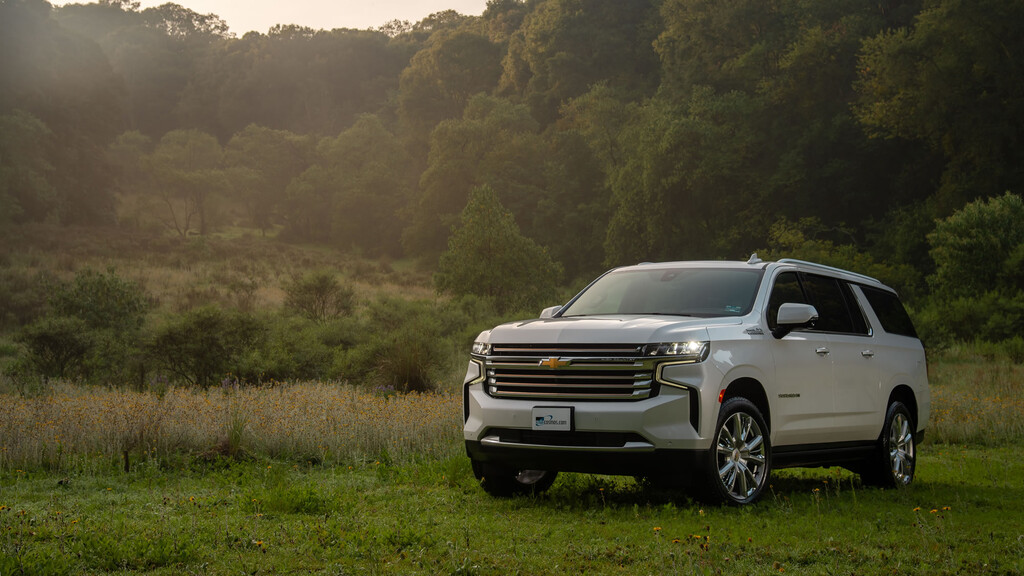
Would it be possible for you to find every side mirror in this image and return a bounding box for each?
[772,303,818,339]
[539,305,562,319]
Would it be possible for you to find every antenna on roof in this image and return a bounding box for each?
[747,253,763,265]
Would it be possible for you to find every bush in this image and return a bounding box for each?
[235,315,334,383]
[15,315,92,379]
[149,306,264,387]
[913,291,1024,348]
[283,270,355,323]
[50,268,148,332]
[333,296,447,392]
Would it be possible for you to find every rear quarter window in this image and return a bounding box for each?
[860,286,919,338]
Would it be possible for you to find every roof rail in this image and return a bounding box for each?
[776,258,881,284]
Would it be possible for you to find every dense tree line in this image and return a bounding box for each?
[2,0,1023,350]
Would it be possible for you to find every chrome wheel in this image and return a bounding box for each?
[706,397,770,504]
[887,410,915,485]
[861,400,916,488]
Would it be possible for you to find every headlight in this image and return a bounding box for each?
[472,341,492,355]
[642,341,709,362]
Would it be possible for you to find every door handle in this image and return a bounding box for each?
[815,347,830,356]
[861,350,875,358]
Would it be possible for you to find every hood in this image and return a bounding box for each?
[482,315,740,345]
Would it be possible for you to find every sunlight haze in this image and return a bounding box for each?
[50,0,489,34]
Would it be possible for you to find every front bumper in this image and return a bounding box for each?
[463,376,713,474]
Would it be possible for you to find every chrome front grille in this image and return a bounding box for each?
[485,344,656,401]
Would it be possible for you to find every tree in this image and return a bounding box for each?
[147,129,226,236]
[603,90,766,265]
[0,110,56,223]
[2,0,123,225]
[917,192,1024,344]
[855,0,1024,209]
[435,185,561,312]
[404,95,547,259]
[928,192,1024,298]
[398,30,504,144]
[225,125,315,234]
[499,0,661,124]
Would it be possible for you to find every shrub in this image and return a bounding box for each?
[15,315,92,379]
[235,315,333,383]
[50,268,148,332]
[333,296,446,392]
[149,306,264,387]
[283,269,355,323]
[914,290,1024,347]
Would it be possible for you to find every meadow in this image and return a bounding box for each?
[1,354,1022,575]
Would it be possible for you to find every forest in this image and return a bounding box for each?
[1,0,1023,389]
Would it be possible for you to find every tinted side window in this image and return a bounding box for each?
[802,274,856,334]
[840,281,871,335]
[766,271,806,330]
[860,286,919,338]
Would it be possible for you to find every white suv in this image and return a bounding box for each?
[462,257,929,504]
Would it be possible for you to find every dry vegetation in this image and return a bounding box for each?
[0,383,461,472]
[928,357,1024,445]
[0,354,1018,473]
[0,224,435,316]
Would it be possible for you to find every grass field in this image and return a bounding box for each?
[2,356,1023,574]
[1,448,1022,575]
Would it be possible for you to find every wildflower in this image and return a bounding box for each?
[930,509,938,514]
[653,527,662,532]
[913,507,920,512]
[942,506,951,511]
[672,538,681,544]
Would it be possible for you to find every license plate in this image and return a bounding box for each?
[532,407,573,431]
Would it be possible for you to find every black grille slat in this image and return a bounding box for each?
[486,344,656,401]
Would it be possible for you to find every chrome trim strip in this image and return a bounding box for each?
[487,388,650,400]
[481,435,655,453]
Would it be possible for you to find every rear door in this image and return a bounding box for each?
[801,274,881,442]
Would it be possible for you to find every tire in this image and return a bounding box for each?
[701,397,771,505]
[862,401,916,488]
[479,464,558,497]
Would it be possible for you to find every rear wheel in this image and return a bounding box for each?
[862,401,916,488]
[701,397,771,505]
[479,464,558,497]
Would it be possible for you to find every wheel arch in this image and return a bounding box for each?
[887,384,918,430]
[721,377,771,431]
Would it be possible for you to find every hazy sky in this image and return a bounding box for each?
[52,0,489,35]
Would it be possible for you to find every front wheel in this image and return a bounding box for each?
[479,463,558,497]
[862,401,916,488]
[701,397,771,505]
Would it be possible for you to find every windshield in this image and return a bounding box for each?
[560,267,763,318]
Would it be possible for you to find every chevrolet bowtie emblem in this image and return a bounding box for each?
[539,357,571,369]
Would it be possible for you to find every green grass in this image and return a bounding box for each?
[1,447,1022,575]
